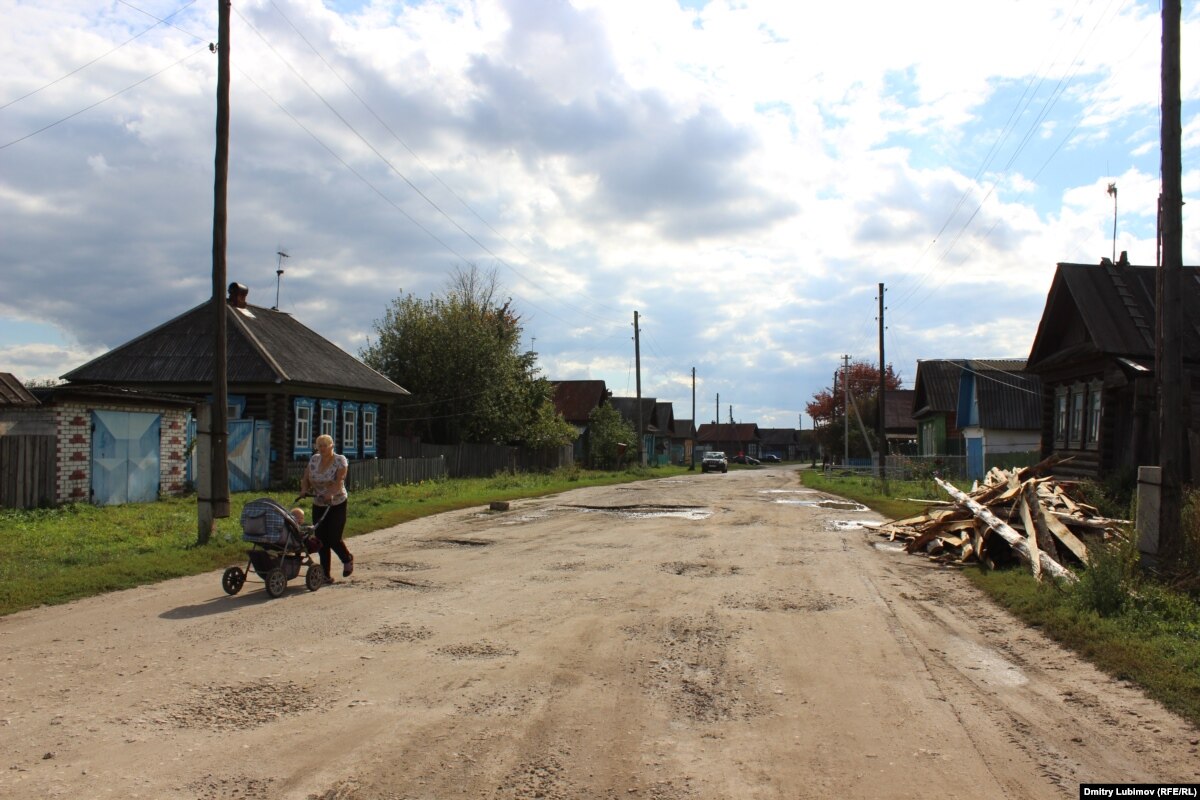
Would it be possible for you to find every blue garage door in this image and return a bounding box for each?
[91,410,161,505]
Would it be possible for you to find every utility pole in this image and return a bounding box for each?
[715,393,719,425]
[729,406,733,425]
[634,311,643,466]
[1156,0,1183,561]
[878,283,887,489]
[842,354,850,467]
[200,0,232,545]
[690,367,696,470]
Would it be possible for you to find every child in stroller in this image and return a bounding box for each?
[221,497,326,598]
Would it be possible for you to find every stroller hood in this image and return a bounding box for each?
[240,498,299,546]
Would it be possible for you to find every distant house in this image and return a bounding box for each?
[695,423,762,458]
[1026,258,1200,480]
[610,397,661,465]
[651,402,676,466]
[551,379,609,463]
[61,283,409,490]
[911,360,965,457]
[759,428,798,460]
[955,360,1042,479]
[882,389,917,455]
[672,418,696,466]
[0,375,196,507]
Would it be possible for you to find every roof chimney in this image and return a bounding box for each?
[1117,250,1130,267]
[227,282,249,309]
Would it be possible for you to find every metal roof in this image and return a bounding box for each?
[961,361,1041,430]
[551,380,608,423]
[694,423,761,443]
[912,360,962,418]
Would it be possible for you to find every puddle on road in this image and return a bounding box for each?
[872,541,907,553]
[757,489,818,495]
[567,505,713,521]
[774,498,869,512]
[827,519,880,531]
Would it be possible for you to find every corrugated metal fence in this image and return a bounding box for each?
[0,435,55,509]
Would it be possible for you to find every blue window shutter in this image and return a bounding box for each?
[294,397,316,458]
[362,403,378,456]
[342,401,360,457]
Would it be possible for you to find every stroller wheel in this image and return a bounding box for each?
[305,565,325,592]
[222,566,246,595]
[264,567,288,598]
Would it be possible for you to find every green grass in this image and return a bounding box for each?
[798,467,961,521]
[0,465,688,617]
[801,466,1200,728]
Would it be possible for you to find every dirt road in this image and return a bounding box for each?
[2,468,1197,799]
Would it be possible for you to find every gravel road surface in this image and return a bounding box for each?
[2,467,1196,799]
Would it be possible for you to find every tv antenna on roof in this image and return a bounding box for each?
[273,249,289,310]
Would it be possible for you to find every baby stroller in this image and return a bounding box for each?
[221,497,326,598]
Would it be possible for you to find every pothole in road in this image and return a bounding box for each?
[362,576,441,592]
[374,560,434,571]
[163,681,319,731]
[567,504,713,520]
[418,537,494,548]
[757,489,818,494]
[361,623,434,644]
[660,561,740,577]
[437,641,518,660]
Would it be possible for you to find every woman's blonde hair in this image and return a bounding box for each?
[315,434,334,449]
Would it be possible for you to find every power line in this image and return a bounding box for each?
[0,0,199,112]
[0,46,210,151]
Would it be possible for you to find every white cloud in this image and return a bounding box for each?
[0,0,1195,427]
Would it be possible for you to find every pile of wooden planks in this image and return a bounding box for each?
[870,460,1128,583]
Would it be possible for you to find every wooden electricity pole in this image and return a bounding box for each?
[199,0,231,545]
[1156,0,1183,560]
[634,311,643,466]
[877,283,887,490]
[842,354,850,467]
[690,367,696,470]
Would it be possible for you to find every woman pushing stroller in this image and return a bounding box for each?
[301,434,354,582]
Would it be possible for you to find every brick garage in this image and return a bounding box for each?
[10,385,196,507]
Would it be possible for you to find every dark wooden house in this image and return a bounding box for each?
[610,396,662,465]
[695,423,762,458]
[551,379,609,462]
[882,389,917,455]
[61,283,409,489]
[1026,258,1200,480]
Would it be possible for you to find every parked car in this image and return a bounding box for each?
[730,454,760,465]
[760,454,781,463]
[701,451,728,473]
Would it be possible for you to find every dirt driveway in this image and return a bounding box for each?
[1,468,1197,799]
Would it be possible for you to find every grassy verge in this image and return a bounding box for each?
[798,467,959,520]
[800,466,1200,728]
[0,465,688,617]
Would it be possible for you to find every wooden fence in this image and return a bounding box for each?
[0,435,56,509]
[386,438,575,478]
[286,456,447,490]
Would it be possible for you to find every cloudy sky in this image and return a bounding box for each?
[2,0,1198,428]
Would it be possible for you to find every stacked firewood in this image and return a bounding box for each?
[870,459,1128,583]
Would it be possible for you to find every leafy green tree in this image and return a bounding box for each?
[587,403,636,469]
[362,266,574,447]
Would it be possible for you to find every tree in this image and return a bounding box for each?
[586,403,636,469]
[361,265,575,447]
[806,361,902,460]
